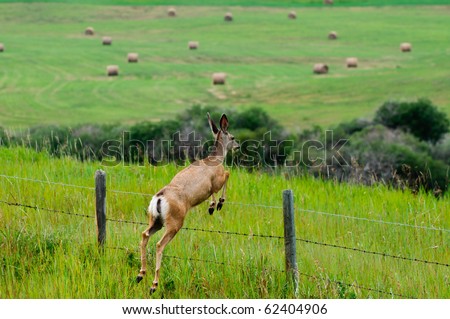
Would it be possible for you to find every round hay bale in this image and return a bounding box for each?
[212,73,226,85]
[85,27,95,36]
[288,11,297,19]
[328,31,338,40]
[224,12,233,21]
[324,0,334,5]
[168,7,176,17]
[127,53,139,63]
[313,63,329,74]
[102,36,112,45]
[188,41,199,50]
[400,42,412,52]
[346,57,358,68]
[107,65,119,76]
[0,43,4,52]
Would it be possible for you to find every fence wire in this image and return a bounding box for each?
[297,208,450,233]
[0,174,95,191]
[0,199,95,220]
[294,237,449,267]
[1,199,448,268]
[181,226,449,267]
[1,173,448,233]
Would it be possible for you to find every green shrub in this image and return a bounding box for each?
[374,99,449,143]
[334,118,372,137]
[349,125,448,193]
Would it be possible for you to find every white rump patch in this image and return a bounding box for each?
[148,195,169,221]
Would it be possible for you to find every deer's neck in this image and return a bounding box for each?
[208,132,227,163]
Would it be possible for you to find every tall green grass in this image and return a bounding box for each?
[0,147,448,298]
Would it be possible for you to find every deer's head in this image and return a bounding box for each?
[207,113,239,155]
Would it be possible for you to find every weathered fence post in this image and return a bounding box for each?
[283,189,299,296]
[95,170,107,247]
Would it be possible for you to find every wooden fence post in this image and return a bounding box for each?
[95,170,107,247]
[283,189,299,296]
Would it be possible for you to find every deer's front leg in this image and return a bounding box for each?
[217,171,229,211]
[209,193,216,215]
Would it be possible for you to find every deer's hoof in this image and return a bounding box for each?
[209,207,214,215]
[150,285,158,294]
[217,199,224,211]
[136,275,143,284]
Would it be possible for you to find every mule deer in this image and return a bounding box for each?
[136,113,239,294]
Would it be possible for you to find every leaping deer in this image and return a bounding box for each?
[136,113,239,294]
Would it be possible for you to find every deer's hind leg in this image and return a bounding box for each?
[137,215,163,283]
[150,211,185,294]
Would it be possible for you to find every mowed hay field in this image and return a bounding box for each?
[0,2,449,129]
[0,147,449,298]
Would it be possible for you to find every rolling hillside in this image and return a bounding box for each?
[0,2,449,129]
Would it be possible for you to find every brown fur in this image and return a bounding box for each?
[137,113,239,294]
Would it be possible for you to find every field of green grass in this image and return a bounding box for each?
[0,147,448,298]
[0,2,449,130]
[1,1,449,7]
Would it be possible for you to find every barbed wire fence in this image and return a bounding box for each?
[0,171,449,299]
[2,173,448,232]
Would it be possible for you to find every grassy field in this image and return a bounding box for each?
[1,1,449,7]
[0,2,449,130]
[0,147,448,298]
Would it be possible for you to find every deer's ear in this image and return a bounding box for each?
[207,113,219,135]
[219,114,229,132]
